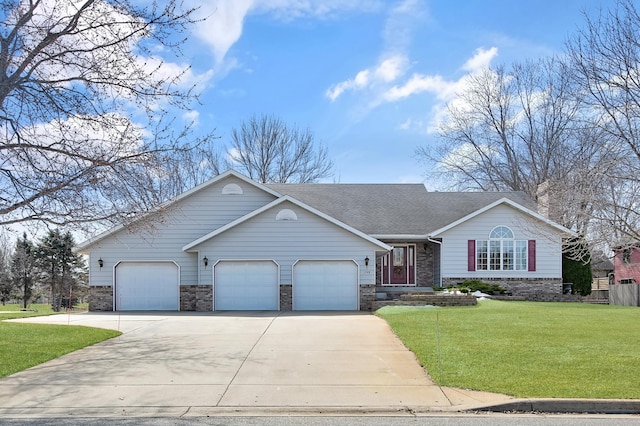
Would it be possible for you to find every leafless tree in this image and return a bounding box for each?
[0,0,216,230]
[418,57,614,237]
[227,114,333,183]
[0,229,14,304]
[567,0,640,245]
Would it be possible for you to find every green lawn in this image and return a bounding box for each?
[377,300,640,399]
[0,303,121,379]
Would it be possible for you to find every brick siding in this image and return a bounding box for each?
[360,284,375,311]
[88,286,113,311]
[280,284,292,311]
[180,285,213,311]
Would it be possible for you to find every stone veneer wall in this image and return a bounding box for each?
[180,285,213,311]
[417,243,435,287]
[280,284,292,311]
[89,286,113,311]
[442,277,563,299]
[360,284,375,311]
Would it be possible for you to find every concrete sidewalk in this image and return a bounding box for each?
[0,312,517,417]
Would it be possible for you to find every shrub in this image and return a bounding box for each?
[460,279,505,294]
[562,238,592,296]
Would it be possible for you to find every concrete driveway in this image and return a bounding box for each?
[0,312,512,417]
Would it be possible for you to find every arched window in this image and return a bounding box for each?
[490,226,514,239]
[476,225,527,271]
[221,183,243,195]
[276,209,298,221]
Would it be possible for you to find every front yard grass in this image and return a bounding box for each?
[0,304,121,379]
[377,300,640,399]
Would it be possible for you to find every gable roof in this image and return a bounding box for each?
[76,170,281,252]
[77,169,571,252]
[267,184,541,237]
[429,197,576,237]
[182,195,393,252]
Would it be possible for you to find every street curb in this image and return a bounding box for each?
[472,399,640,414]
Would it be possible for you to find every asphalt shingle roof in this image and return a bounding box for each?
[267,183,536,237]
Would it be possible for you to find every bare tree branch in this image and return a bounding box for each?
[227,114,333,183]
[0,0,218,229]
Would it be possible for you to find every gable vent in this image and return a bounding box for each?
[276,209,298,221]
[222,183,243,195]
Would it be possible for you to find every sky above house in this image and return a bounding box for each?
[178,0,609,186]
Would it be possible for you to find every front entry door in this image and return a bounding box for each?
[390,247,407,283]
[382,245,416,285]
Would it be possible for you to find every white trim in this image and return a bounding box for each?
[370,234,427,240]
[429,198,576,237]
[76,170,283,252]
[113,260,180,312]
[183,195,392,252]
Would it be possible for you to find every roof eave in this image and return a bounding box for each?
[429,198,577,238]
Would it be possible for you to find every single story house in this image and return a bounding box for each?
[76,170,574,311]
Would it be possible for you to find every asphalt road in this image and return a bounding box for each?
[2,415,640,426]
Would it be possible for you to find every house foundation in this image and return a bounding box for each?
[442,277,563,300]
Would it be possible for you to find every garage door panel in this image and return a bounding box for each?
[215,261,279,310]
[293,260,358,311]
[116,262,179,311]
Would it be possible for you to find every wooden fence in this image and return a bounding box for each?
[609,284,640,307]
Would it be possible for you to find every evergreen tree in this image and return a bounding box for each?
[11,233,35,309]
[0,252,14,305]
[34,230,86,311]
[562,238,593,296]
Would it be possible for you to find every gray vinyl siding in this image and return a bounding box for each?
[84,176,278,287]
[438,204,563,279]
[190,201,380,286]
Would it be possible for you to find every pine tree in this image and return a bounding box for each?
[0,252,14,305]
[11,233,35,309]
[562,238,593,296]
[34,230,86,311]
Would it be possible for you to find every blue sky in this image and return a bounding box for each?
[177,0,609,185]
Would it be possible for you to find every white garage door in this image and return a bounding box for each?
[293,260,358,311]
[115,262,179,311]
[214,261,279,310]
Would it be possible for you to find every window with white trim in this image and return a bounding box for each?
[477,226,528,271]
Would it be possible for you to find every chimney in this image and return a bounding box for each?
[536,181,550,218]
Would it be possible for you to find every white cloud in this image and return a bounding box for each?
[191,0,255,64]
[190,0,382,66]
[324,0,424,102]
[182,110,200,125]
[326,54,409,101]
[383,74,450,102]
[382,0,425,53]
[462,47,499,72]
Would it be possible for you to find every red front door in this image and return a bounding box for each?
[391,247,407,284]
[382,245,416,285]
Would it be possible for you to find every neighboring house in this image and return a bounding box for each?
[76,170,574,312]
[591,255,614,290]
[613,244,640,285]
